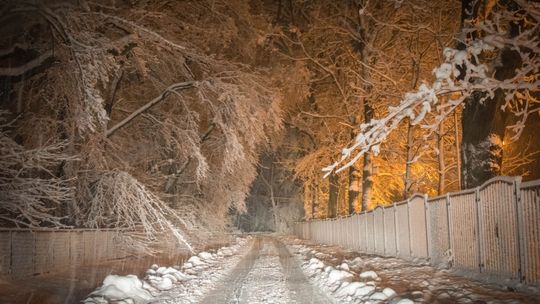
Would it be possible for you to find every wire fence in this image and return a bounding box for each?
[294,176,540,287]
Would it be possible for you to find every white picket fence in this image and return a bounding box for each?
[294,176,540,286]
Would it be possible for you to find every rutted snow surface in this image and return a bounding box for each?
[200,236,330,303]
[236,241,291,303]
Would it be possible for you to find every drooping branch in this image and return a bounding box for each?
[106,81,195,137]
[81,170,193,253]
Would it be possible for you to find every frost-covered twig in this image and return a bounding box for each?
[0,111,75,228]
[80,170,193,252]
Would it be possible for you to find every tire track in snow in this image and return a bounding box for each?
[236,238,291,303]
[273,239,333,304]
[203,236,332,304]
[200,237,261,303]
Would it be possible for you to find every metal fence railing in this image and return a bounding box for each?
[294,176,540,287]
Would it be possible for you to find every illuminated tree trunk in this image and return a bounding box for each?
[460,0,521,189]
[454,111,462,190]
[311,184,317,219]
[403,120,414,198]
[361,103,373,212]
[328,173,338,218]
[403,58,420,199]
[353,0,375,212]
[348,125,360,214]
[437,122,445,195]
[348,165,360,214]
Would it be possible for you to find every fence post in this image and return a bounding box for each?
[393,203,398,256]
[9,230,12,275]
[94,230,98,264]
[514,178,525,282]
[346,216,350,249]
[424,194,430,259]
[32,231,36,275]
[407,199,412,257]
[382,208,387,256]
[372,211,376,252]
[474,188,483,273]
[68,231,72,268]
[364,211,368,253]
[446,193,453,265]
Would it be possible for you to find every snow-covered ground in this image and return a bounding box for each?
[282,236,539,304]
[83,234,538,304]
[231,240,292,303]
[84,236,252,304]
[286,242,410,303]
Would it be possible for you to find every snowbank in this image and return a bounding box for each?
[84,236,250,304]
[83,274,153,304]
[291,244,414,303]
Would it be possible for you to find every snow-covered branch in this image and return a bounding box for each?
[80,170,193,252]
[325,5,539,176]
[0,111,75,228]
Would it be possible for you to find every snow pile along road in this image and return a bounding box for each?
[290,244,413,304]
[84,236,252,304]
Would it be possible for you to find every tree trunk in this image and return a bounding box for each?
[460,0,522,189]
[403,119,414,198]
[348,122,360,214]
[461,94,507,188]
[268,164,279,231]
[437,122,445,195]
[361,102,374,212]
[328,173,338,218]
[348,165,360,214]
[403,57,420,199]
[454,110,462,190]
[311,183,318,219]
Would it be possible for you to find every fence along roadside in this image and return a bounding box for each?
[294,176,540,287]
[0,229,189,279]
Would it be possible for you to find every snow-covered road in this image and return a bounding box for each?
[85,234,539,304]
[202,236,331,303]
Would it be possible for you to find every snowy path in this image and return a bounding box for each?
[82,234,539,303]
[202,236,332,304]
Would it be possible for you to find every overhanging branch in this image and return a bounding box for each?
[106,81,195,137]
